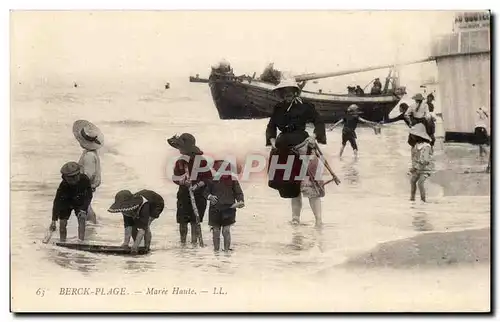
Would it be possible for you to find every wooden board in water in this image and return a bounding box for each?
[55,242,149,255]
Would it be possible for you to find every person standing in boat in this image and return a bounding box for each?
[168,133,212,245]
[107,189,164,253]
[266,79,327,227]
[73,120,103,224]
[370,78,383,95]
[50,162,93,242]
[328,104,379,158]
[355,85,365,96]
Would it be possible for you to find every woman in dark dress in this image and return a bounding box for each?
[265,79,327,227]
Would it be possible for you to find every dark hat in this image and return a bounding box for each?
[60,162,81,176]
[167,133,202,155]
[107,190,143,213]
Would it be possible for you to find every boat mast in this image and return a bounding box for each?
[294,57,434,82]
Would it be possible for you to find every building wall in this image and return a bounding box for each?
[436,53,490,134]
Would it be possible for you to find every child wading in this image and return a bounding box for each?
[50,162,93,242]
[168,133,212,245]
[107,189,164,253]
[329,104,379,158]
[408,123,434,202]
[73,120,104,224]
[204,160,245,252]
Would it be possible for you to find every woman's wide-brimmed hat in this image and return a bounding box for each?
[409,123,431,141]
[411,93,425,101]
[73,120,104,151]
[108,190,143,213]
[272,79,301,93]
[60,161,81,176]
[167,133,202,155]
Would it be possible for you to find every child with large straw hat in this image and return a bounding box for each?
[73,120,104,224]
[408,123,434,202]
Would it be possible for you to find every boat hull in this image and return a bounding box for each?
[209,77,401,123]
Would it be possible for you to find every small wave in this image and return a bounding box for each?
[11,180,52,192]
[104,120,150,127]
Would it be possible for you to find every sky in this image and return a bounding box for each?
[10,10,458,85]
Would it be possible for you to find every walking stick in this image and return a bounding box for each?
[183,164,204,247]
[312,142,341,185]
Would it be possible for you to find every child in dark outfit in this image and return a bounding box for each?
[107,189,164,253]
[204,160,245,252]
[168,133,213,246]
[50,161,93,242]
[329,104,379,158]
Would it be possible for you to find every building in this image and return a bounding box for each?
[430,11,491,143]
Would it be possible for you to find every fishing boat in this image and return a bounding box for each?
[189,74,209,83]
[208,59,433,123]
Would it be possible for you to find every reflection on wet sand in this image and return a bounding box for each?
[342,160,359,185]
[52,250,99,274]
[412,211,434,232]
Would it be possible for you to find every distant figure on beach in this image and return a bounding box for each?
[73,120,103,224]
[408,124,434,202]
[50,162,93,242]
[73,82,78,88]
[328,104,379,158]
[266,79,326,227]
[426,92,435,112]
[165,83,170,89]
[107,189,164,253]
[168,133,212,245]
[204,159,245,252]
[474,106,490,158]
[370,78,382,95]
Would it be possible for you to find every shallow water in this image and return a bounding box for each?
[10,81,490,312]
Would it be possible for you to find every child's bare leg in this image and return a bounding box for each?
[179,223,188,244]
[410,173,418,201]
[212,226,221,251]
[77,215,86,241]
[309,197,322,227]
[417,174,428,202]
[59,219,68,242]
[351,139,358,158]
[222,226,231,251]
[291,196,302,224]
[339,144,346,158]
[190,222,198,245]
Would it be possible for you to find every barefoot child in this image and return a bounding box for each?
[168,133,212,246]
[408,123,434,202]
[73,120,104,224]
[50,162,93,242]
[107,189,164,253]
[329,104,379,158]
[203,160,245,252]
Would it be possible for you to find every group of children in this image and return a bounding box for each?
[327,92,438,202]
[50,121,244,253]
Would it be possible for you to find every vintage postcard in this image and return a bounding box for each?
[10,10,491,312]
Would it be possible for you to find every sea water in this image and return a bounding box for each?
[10,78,490,312]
